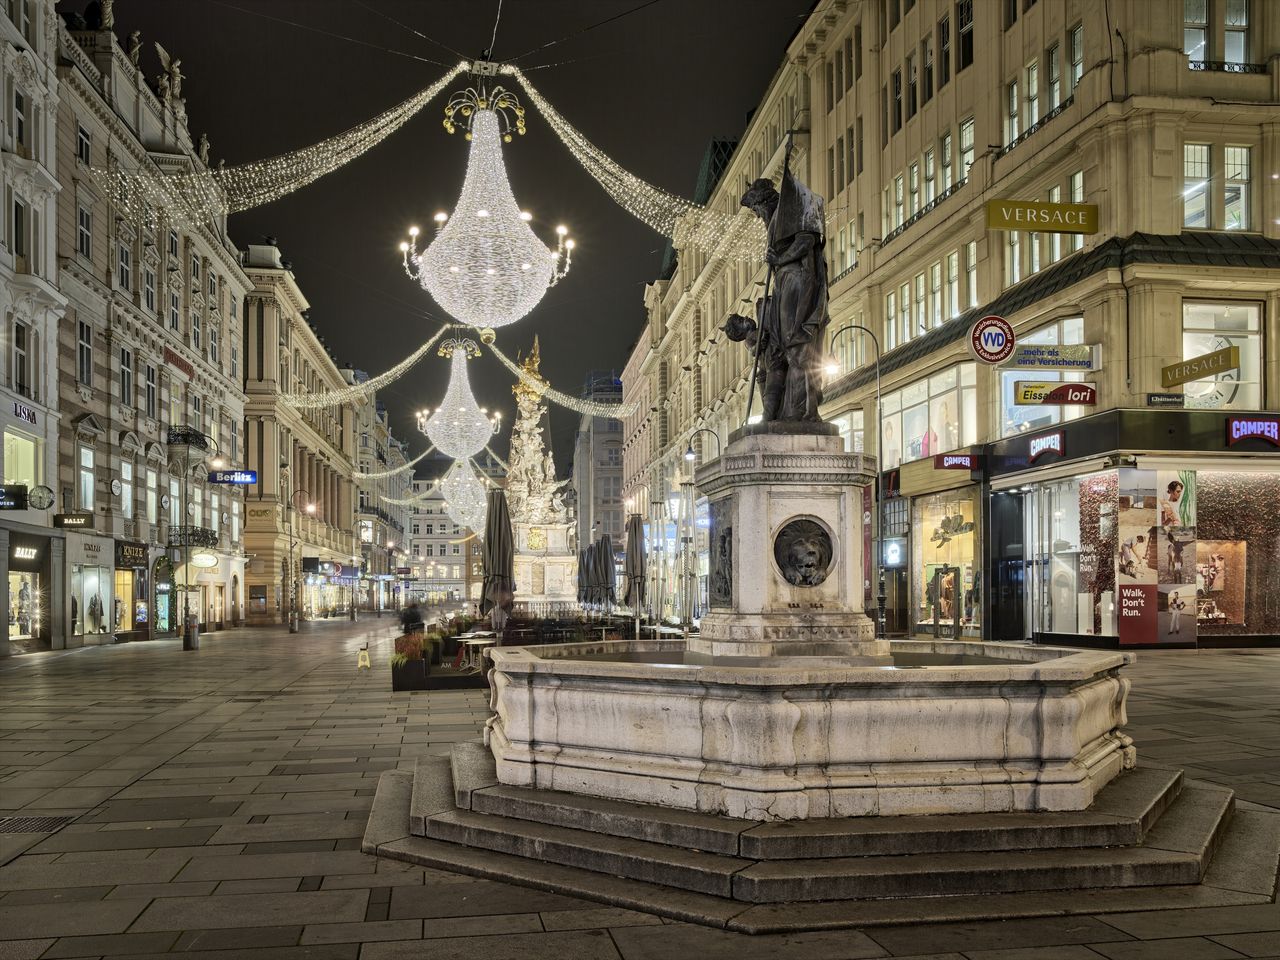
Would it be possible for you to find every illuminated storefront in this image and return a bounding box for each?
[7,533,51,652]
[113,541,150,640]
[988,409,1280,647]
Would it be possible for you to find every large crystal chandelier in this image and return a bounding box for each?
[400,85,572,333]
[417,338,501,460]
[440,460,488,537]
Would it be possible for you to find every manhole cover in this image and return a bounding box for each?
[0,816,76,834]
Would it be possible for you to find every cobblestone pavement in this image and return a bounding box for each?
[1,626,1277,960]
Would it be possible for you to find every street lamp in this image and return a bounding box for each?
[166,426,219,651]
[286,488,315,633]
[683,426,723,464]
[828,323,886,640]
[349,553,359,622]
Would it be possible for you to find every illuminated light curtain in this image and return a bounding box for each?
[353,445,434,481]
[280,325,450,410]
[501,64,767,262]
[421,339,494,459]
[486,337,638,418]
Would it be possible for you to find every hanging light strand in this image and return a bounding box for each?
[499,64,766,261]
[281,325,451,410]
[483,444,510,472]
[353,445,435,481]
[486,338,638,418]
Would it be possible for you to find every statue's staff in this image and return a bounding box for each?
[742,131,796,428]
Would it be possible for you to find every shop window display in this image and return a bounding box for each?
[1000,317,1087,437]
[881,362,976,468]
[911,491,980,637]
[1195,471,1279,639]
[8,572,41,643]
[70,564,113,636]
[114,569,148,632]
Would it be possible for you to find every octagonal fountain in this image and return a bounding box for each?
[486,427,1134,821]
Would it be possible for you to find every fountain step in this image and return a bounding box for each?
[364,767,1276,931]
[455,757,1181,858]
[422,807,747,898]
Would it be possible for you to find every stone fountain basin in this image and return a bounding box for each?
[486,639,1135,821]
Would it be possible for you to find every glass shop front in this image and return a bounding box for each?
[987,410,1280,647]
[8,532,52,652]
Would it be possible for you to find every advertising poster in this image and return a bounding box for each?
[1157,584,1193,642]
[1156,470,1197,644]
[1116,470,1157,586]
[1118,584,1157,645]
[1196,539,1246,625]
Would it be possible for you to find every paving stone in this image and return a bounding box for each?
[419,913,545,939]
[540,906,666,930]
[1085,935,1251,959]
[172,925,304,950]
[209,815,365,844]
[130,889,369,931]
[1097,902,1280,939]
[0,884,113,904]
[0,858,183,891]
[214,877,303,894]
[105,881,219,900]
[388,879,598,919]
[861,917,1135,955]
[299,919,423,944]
[1211,932,1280,957]
[609,923,889,960]
[175,850,374,881]
[39,932,181,958]
[27,825,218,853]
[956,948,1102,960]
[361,929,622,960]
[0,939,55,960]
[0,898,149,938]
[100,947,357,960]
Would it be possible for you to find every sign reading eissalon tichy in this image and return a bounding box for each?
[985,199,1099,234]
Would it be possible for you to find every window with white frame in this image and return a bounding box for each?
[120,460,133,520]
[144,364,157,419]
[924,149,936,204]
[77,205,92,258]
[1069,171,1084,252]
[209,325,220,364]
[232,500,241,543]
[230,342,238,379]
[1026,60,1039,126]
[965,241,978,307]
[169,477,180,524]
[1004,80,1020,145]
[78,445,95,511]
[13,320,32,398]
[1047,43,1061,108]
[908,162,920,215]
[959,118,974,179]
[190,253,200,281]
[914,273,926,334]
[230,420,238,462]
[929,261,943,327]
[168,229,179,258]
[12,196,28,265]
[76,124,91,164]
[1183,143,1211,228]
[3,428,40,487]
[118,242,132,290]
[144,269,156,313]
[885,291,897,349]
[881,363,977,468]
[898,281,911,345]
[169,291,180,330]
[1007,230,1022,286]
[1224,145,1250,230]
[1047,186,1063,262]
[940,132,953,190]
[894,175,905,227]
[13,88,27,154]
[146,468,158,524]
[120,348,133,406]
[191,395,202,432]
[1000,317,1086,437]
[1224,0,1248,63]
[1069,24,1083,89]
[1182,301,1261,410]
[832,409,865,453]
[946,251,960,319]
[77,320,93,386]
[191,312,201,350]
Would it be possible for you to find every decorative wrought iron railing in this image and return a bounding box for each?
[880,178,967,248]
[997,96,1074,159]
[1189,60,1266,74]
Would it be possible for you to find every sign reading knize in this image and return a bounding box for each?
[985,200,1099,234]
[1161,346,1240,389]
[969,316,1016,364]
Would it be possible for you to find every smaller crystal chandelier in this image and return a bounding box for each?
[440,459,488,537]
[416,338,501,460]
[400,84,573,335]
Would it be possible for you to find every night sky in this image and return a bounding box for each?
[79,0,814,470]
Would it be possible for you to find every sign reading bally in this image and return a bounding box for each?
[1161,346,1239,388]
[1014,381,1098,406]
[985,199,1099,234]
[208,470,258,485]
[969,315,1016,364]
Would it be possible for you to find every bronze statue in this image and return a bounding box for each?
[724,155,829,424]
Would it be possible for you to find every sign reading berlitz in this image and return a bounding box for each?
[1226,415,1280,447]
[985,199,1099,234]
[1161,346,1239,389]
[1028,431,1065,463]
[1014,381,1098,406]
[934,453,979,470]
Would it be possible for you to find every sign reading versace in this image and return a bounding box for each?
[984,199,1099,234]
[1161,346,1240,389]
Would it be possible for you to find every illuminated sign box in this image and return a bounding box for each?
[1162,345,1239,388]
[208,470,258,485]
[1226,415,1279,447]
[985,199,1098,234]
[0,484,28,510]
[1015,381,1098,406]
[54,513,95,529]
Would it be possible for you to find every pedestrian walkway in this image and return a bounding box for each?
[0,635,1276,959]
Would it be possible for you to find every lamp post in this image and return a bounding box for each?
[166,426,219,651]
[286,488,315,633]
[826,324,887,640]
[682,428,722,634]
[349,552,359,621]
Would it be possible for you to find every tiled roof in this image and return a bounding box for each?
[825,232,1280,399]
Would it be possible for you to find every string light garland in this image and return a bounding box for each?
[353,445,434,481]
[281,326,450,410]
[499,64,767,262]
[417,338,502,459]
[401,93,572,334]
[96,64,466,230]
[486,337,638,418]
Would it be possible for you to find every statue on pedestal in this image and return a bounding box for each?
[723,145,829,424]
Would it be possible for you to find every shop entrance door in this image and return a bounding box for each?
[1022,483,1071,640]
[930,565,962,639]
[884,567,908,634]
[214,585,225,629]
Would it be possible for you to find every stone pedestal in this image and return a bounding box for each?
[512,520,577,608]
[693,427,885,660]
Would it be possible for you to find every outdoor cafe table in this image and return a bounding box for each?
[457,634,497,671]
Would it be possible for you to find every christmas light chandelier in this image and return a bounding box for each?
[416,338,502,460]
[440,459,488,537]
[401,85,573,333]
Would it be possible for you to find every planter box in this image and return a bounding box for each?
[391,658,428,691]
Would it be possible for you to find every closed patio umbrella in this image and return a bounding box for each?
[598,533,617,610]
[623,514,646,636]
[480,488,515,633]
